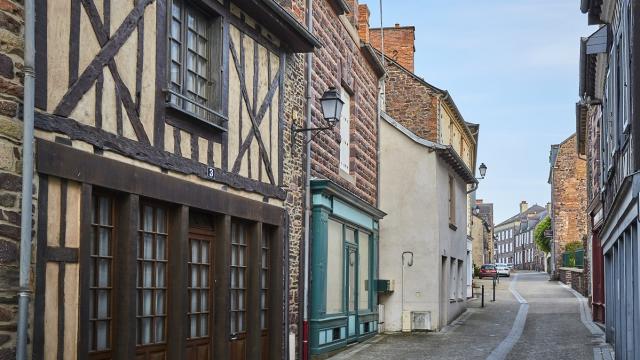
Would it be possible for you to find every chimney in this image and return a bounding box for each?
[520,201,528,214]
[476,199,484,205]
[357,4,370,43]
[369,24,416,72]
[546,202,552,214]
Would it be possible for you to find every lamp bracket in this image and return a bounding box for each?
[291,123,336,147]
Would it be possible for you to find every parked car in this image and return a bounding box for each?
[496,264,511,277]
[479,264,497,279]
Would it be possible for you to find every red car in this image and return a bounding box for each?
[479,264,497,279]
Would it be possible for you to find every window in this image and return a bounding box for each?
[448,176,456,225]
[457,261,464,299]
[260,229,270,330]
[188,232,211,339]
[359,232,370,311]
[449,259,457,300]
[168,0,221,124]
[339,86,351,173]
[137,204,168,346]
[326,219,344,314]
[230,222,248,335]
[89,195,114,353]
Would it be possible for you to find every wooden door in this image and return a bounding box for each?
[186,225,215,359]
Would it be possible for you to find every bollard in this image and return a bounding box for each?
[492,278,496,302]
[481,285,485,308]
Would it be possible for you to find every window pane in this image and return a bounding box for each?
[326,219,343,314]
[230,222,248,334]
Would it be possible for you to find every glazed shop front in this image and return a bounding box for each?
[308,180,385,356]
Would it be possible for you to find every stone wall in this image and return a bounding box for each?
[559,268,587,296]
[0,0,26,357]
[551,135,588,280]
[308,0,380,206]
[282,50,306,348]
[380,62,440,143]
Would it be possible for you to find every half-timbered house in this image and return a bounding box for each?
[30,0,319,359]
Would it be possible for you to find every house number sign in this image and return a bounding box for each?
[207,167,215,179]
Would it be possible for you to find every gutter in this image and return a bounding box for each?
[16,0,36,358]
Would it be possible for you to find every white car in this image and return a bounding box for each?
[495,264,511,277]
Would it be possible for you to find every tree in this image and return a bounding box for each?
[534,216,551,254]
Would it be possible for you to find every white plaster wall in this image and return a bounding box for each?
[435,155,468,325]
[379,121,441,332]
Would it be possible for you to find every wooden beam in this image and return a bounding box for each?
[213,214,231,360]
[34,114,287,199]
[167,205,189,359]
[35,139,286,225]
[112,193,139,359]
[229,37,276,184]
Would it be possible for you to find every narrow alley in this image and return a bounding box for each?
[329,273,611,360]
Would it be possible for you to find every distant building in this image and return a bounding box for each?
[548,135,588,293]
[475,199,495,263]
[513,209,547,271]
[494,202,546,266]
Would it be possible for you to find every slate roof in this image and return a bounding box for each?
[496,205,546,227]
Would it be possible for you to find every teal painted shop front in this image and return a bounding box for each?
[309,180,385,356]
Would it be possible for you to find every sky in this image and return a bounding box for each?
[362,0,595,223]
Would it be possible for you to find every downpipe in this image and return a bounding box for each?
[302,0,313,358]
[16,0,36,358]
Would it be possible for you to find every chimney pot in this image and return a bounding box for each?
[520,201,528,214]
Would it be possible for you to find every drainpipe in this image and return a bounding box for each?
[302,0,313,358]
[16,0,36,358]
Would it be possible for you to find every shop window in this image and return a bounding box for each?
[358,232,370,311]
[137,204,168,346]
[260,229,270,330]
[230,222,248,336]
[326,219,344,314]
[89,195,114,354]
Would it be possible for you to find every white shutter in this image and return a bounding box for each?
[339,87,351,173]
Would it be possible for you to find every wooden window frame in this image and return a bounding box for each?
[88,193,115,358]
[230,221,249,338]
[167,0,227,131]
[136,202,169,347]
[448,175,456,229]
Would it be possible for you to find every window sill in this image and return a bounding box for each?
[449,223,457,231]
[339,169,356,184]
[165,103,228,134]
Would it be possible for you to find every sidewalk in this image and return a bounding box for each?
[328,276,519,360]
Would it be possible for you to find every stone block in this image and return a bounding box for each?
[0,53,12,79]
[0,117,21,141]
[0,239,16,263]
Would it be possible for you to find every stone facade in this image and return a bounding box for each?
[550,134,588,279]
[369,25,415,72]
[476,199,494,262]
[282,51,307,344]
[376,61,440,143]
[308,0,381,206]
[0,0,26,357]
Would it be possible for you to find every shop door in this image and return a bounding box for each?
[186,223,215,359]
[345,245,358,342]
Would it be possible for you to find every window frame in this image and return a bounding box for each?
[166,0,227,131]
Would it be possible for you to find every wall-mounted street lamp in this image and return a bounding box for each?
[292,87,344,145]
[467,163,488,194]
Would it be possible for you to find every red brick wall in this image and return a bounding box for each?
[369,25,415,72]
[357,4,370,43]
[381,62,440,143]
[551,135,588,277]
[309,0,381,206]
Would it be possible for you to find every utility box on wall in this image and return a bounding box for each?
[376,279,395,293]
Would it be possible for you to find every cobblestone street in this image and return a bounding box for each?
[328,273,613,360]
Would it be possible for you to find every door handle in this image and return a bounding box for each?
[230,333,238,340]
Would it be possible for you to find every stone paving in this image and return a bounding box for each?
[328,272,612,360]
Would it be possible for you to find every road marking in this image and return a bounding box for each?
[558,282,615,360]
[486,274,529,360]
